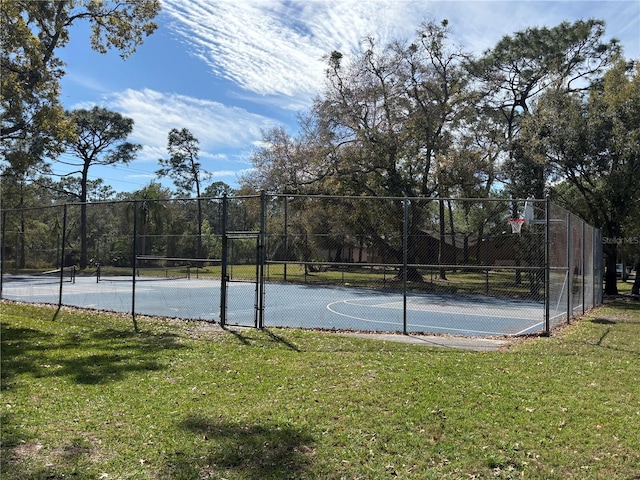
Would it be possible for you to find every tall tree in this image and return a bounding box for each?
[310,20,472,199]
[0,159,56,269]
[124,182,171,259]
[471,19,621,200]
[59,106,141,268]
[520,60,640,294]
[242,20,476,280]
[1,0,160,168]
[242,125,330,195]
[156,128,207,258]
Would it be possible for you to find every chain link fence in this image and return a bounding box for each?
[1,195,602,335]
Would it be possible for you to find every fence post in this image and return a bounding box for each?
[58,204,68,309]
[257,191,266,328]
[220,194,228,327]
[0,210,6,297]
[582,221,586,315]
[283,196,288,281]
[403,198,408,335]
[544,196,551,335]
[566,212,572,324]
[591,226,600,307]
[132,201,138,331]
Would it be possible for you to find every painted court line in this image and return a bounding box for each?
[2,276,545,336]
[331,297,541,321]
[326,297,542,336]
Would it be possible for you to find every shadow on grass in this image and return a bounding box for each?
[263,328,301,352]
[222,327,301,351]
[576,311,640,355]
[591,318,616,325]
[0,318,188,479]
[1,409,105,480]
[163,414,315,480]
[602,298,640,317]
[0,322,184,388]
[222,326,252,345]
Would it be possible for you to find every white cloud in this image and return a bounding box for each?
[60,0,639,194]
[161,0,418,104]
[208,169,240,179]
[67,88,272,190]
[162,0,640,107]
[124,173,157,180]
[105,88,275,161]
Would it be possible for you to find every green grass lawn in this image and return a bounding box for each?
[1,298,639,479]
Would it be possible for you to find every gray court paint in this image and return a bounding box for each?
[2,276,544,337]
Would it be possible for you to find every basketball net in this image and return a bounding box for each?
[508,218,525,234]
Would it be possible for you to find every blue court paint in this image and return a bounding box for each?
[2,276,544,337]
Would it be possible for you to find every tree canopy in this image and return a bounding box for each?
[1,12,638,286]
[471,19,621,199]
[157,128,209,257]
[518,60,640,293]
[240,18,635,286]
[60,106,140,268]
[60,106,141,202]
[0,0,160,166]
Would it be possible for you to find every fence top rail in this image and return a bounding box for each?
[266,260,546,271]
[135,256,222,263]
[266,194,547,203]
[0,203,66,214]
[0,195,548,214]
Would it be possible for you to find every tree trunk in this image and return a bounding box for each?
[80,201,88,269]
[19,210,26,270]
[631,262,640,296]
[438,198,447,280]
[394,265,424,282]
[196,197,203,260]
[603,245,618,295]
[78,168,89,269]
[447,199,455,263]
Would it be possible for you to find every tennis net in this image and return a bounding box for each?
[2,266,76,284]
[96,265,192,282]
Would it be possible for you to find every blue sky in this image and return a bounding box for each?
[55,0,640,194]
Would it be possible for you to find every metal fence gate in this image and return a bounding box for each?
[219,194,265,328]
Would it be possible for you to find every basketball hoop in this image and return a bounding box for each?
[508,218,525,234]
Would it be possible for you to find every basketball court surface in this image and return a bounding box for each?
[2,274,545,337]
